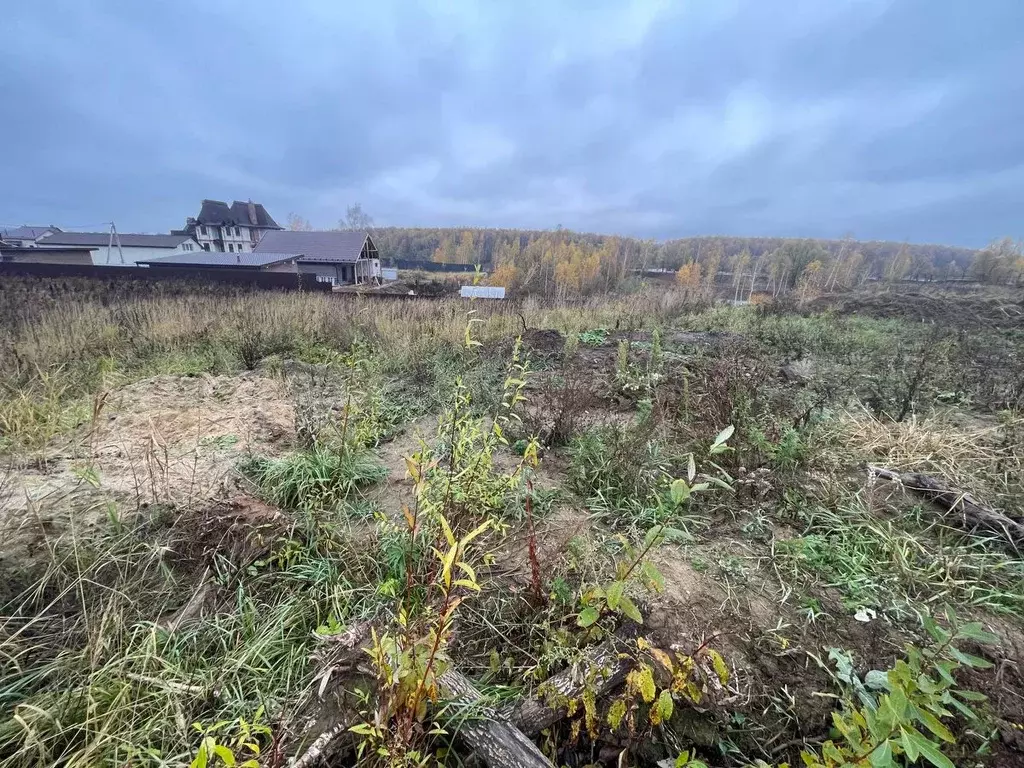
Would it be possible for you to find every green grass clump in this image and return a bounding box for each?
[567,425,680,529]
[241,445,387,511]
[0,502,388,768]
[778,492,1024,619]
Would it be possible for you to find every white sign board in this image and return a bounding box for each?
[460,285,506,299]
[381,267,398,281]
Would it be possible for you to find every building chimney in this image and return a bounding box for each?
[247,200,258,226]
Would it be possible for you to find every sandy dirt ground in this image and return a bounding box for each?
[0,371,295,567]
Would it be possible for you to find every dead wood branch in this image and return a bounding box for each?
[288,622,374,767]
[291,627,635,768]
[868,465,1024,549]
[160,571,217,635]
[439,669,553,768]
[509,638,634,735]
[289,720,355,768]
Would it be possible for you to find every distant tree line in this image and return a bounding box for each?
[288,205,1022,297]
[371,227,1023,297]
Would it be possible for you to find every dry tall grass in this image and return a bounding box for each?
[0,282,696,451]
[2,289,692,378]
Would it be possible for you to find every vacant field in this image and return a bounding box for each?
[1,277,1023,768]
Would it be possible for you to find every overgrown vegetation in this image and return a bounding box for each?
[1,277,1023,767]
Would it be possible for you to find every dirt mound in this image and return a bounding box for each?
[809,287,1024,329]
[521,328,565,356]
[0,371,295,568]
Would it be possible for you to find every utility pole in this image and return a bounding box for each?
[105,222,126,265]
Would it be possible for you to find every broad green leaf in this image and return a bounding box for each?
[900,727,919,762]
[577,607,600,627]
[641,560,665,592]
[953,689,987,702]
[864,670,890,691]
[948,645,992,669]
[670,478,690,505]
[710,425,735,454]
[933,660,956,685]
[213,745,236,767]
[956,622,999,644]
[650,689,674,725]
[190,740,210,768]
[887,684,909,721]
[922,616,950,644]
[661,526,693,543]
[905,729,955,768]
[867,739,893,767]
[618,594,643,623]
[914,706,954,742]
[945,696,977,721]
[822,741,845,763]
[606,581,625,610]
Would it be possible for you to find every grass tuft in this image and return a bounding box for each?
[241,444,388,511]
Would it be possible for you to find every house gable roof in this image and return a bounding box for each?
[195,199,282,229]
[1,225,61,240]
[138,252,301,268]
[39,232,195,248]
[254,230,372,263]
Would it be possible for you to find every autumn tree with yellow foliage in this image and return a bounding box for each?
[675,262,701,296]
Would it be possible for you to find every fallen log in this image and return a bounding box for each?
[291,620,552,768]
[509,637,633,735]
[288,623,373,768]
[868,465,1024,550]
[291,627,640,768]
[439,670,553,768]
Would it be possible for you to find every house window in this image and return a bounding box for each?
[234,227,240,237]
[201,226,209,237]
[202,243,210,251]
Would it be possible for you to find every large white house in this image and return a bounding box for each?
[178,199,283,253]
[36,231,202,266]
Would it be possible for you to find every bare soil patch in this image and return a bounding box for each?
[0,371,295,568]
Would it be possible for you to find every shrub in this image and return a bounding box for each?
[241,444,387,511]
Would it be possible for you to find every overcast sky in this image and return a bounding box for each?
[2,1,1022,246]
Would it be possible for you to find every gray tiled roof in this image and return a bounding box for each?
[138,251,300,268]
[254,230,369,263]
[195,199,282,229]
[1,225,61,240]
[40,232,194,248]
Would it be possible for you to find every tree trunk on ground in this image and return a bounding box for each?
[439,670,553,768]
[508,638,633,735]
[869,465,1024,550]
[290,630,641,768]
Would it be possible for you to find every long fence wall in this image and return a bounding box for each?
[386,259,480,273]
[0,262,332,292]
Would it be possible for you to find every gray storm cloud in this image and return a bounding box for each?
[1,0,1021,246]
